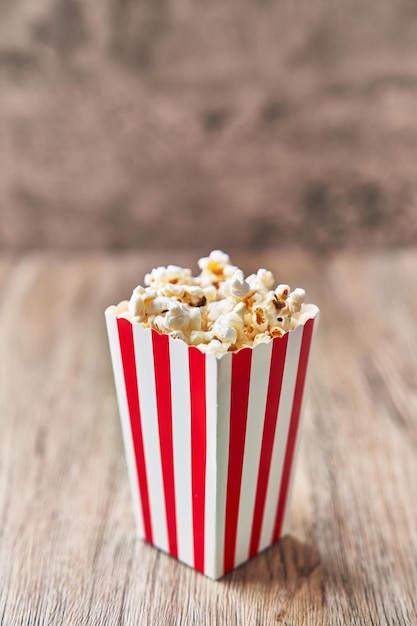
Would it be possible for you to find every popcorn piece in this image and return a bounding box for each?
[211,320,238,346]
[128,290,146,320]
[247,269,275,292]
[146,296,172,315]
[270,326,285,338]
[202,284,217,303]
[197,250,237,285]
[153,315,169,333]
[145,265,192,287]
[198,250,231,275]
[190,330,213,346]
[158,283,207,307]
[169,330,186,341]
[252,306,269,333]
[165,303,190,331]
[227,270,251,300]
[258,269,275,290]
[253,332,272,346]
[287,288,306,314]
[197,339,230,355]
[275,284,290,302]
[189,307,202,332]
[290,287,305,303]
[206,298,235,325]
[219,303,247,343]
[121,251,312,354]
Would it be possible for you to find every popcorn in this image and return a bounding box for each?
[190,330,213,346]
[164,303,190,331]
[226,269,251,299]
[275,284,290,301]
[206,298,235,325]
[128,291,145,320]
[105,252,319,582]
[247,269,275,292]
[198,250,231,275]
[120,252,311,354]
[146,296,172,316]
[145,265,192,287]
[287,288,306,314]
[197,250,238,285]
[211,320,238,346]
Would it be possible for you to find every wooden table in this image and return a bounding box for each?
[1,249,416,625]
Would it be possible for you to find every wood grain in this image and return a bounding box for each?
[0,249,416,625]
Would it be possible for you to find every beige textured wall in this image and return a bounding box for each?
[1,0,417,251]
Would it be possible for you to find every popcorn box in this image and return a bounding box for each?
[105,305,319,579]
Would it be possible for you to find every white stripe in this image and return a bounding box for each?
[204,352,218,579]
[169,337,193,568]
[234,341,273,568]
[105,310,144,537]
[281,313,319,537]
[133,324,168,553]
[213,353,233,579]
[259,325,303,551]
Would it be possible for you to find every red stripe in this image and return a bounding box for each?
[189,347,207,573]
[223,348,253,574]
[152,331,178,558]
[248,334,289,558]
[272,318,315,542]
[117,318,153,543]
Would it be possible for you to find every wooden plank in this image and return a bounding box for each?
[0,250,416,625]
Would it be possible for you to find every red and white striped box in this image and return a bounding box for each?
[105,305,319,579]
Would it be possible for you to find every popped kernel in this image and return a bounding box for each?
[224,269,251,300]
[211,320,238,346]
[198,250,231,275]
[128,292,145,320]
[253,332,273,345]
[197,339,230,355]
[247,269,275,292]
[286,288,306,314]
[275,284,290,301]
[255,307,265,326]
[206,298,235,325]
[198,250,238,285]
[119,251,313,355]
[145,265,192,287]
[190,330,213,346]
[165,303,190,331]
[146,296,172,315]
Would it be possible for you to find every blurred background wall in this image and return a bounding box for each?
[1,0,417,253]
